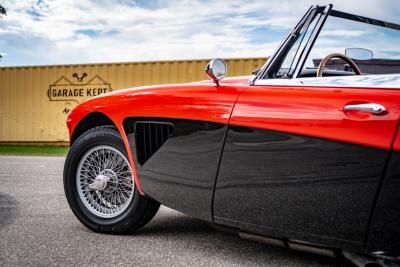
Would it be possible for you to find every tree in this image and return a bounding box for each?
[0,4,5,61]
[0,4,6,18]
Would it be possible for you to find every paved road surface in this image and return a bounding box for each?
[0,155,351,266]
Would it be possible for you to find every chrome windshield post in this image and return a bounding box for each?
[249,5,317,85]
[250,5,332,85]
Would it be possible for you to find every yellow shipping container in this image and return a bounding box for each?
[0,57,265,143]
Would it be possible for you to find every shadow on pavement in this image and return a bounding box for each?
[0,193,18,229]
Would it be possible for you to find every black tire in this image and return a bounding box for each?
[64,125,160,234]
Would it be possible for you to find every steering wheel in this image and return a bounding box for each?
[317,53,362,77]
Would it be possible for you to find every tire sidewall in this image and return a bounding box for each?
[64,127,144,233]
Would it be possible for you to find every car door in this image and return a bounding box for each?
[213,76,400,249]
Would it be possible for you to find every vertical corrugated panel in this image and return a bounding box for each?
[0,57,266,142]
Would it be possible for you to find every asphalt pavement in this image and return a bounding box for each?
[0,155,352,266]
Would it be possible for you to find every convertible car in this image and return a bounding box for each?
[64,4,400,266]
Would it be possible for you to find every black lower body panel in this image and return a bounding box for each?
[367,151,400,255]
[214,125,388,251]
[123,118,227,222]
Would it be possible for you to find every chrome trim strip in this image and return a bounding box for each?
[292,5,332,78]
[250,5,317,85]
[253,74,400,89]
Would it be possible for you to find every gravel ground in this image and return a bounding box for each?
[0,155,351,266]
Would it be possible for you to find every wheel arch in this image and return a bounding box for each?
[70,112,116,145]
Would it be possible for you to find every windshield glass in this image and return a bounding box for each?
[304,13,400,75]
[262,6,400,80]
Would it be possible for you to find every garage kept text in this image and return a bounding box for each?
[47,74,112,103]
[51,86,111,98]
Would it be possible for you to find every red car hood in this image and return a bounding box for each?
[85,75,252,100]
[67,76,251,124]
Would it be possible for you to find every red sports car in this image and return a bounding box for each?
[64,4,400,266]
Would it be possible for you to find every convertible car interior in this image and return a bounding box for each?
[300,68,356,77]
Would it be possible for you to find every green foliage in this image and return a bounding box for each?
[0,4,6,18]
[0,145,69,156]
[0,4,6,61]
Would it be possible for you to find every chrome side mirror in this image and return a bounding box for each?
[205,58,227,86]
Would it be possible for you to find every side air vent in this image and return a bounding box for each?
[134,122,173,166]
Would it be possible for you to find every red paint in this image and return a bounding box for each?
[231,85,400,151]
[391,127,400,151]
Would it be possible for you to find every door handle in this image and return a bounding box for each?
[343,103,386,114]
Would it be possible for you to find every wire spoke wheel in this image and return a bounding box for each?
[76,145,135,218]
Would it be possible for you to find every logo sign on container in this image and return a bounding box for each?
[47,73,112,104]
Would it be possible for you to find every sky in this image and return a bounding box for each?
[0,0,399,67]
